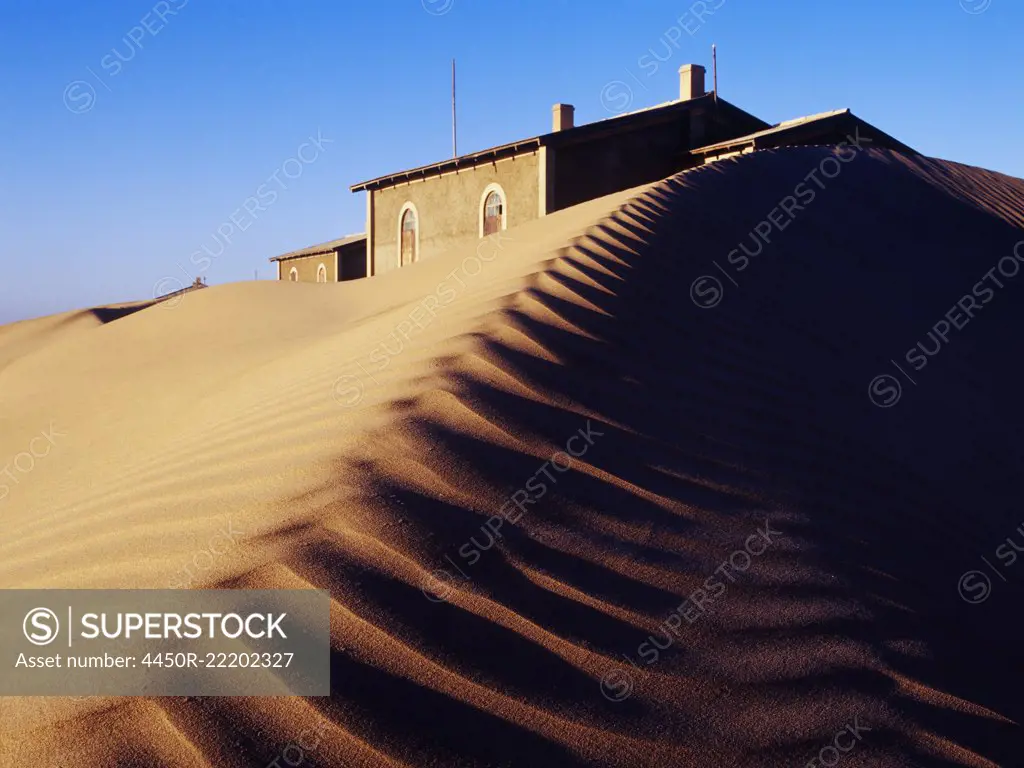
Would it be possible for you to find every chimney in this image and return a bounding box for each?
[552,103,575,132]
[679,64,706,101]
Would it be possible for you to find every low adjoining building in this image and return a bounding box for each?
[269,234,367,283]
[691,108,915,163]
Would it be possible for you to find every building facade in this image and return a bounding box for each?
[336,63,915,281]
[269,234,367,283]
[350,65,773,276]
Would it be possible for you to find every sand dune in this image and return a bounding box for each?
[2,147,1023,767]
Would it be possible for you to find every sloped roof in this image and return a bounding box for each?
[269,233,366,263]
[701,108,850,147]
[350,93,768,192]
[692,108,916,156]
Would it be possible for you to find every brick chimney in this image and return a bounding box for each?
[552,103,575,132]
[679,65,706,101]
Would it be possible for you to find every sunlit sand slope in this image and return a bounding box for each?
[2,147,1023,767]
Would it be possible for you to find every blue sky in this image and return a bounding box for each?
[1,0,1021,324]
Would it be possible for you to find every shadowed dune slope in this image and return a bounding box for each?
[2,147,1024,767]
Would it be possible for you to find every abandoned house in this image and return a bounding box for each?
[272,63,913,282]
[269,233,367,283]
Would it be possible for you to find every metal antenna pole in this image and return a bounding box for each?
[712,44,718,102]
[452,59,458,158]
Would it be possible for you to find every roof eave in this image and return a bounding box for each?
[350,138,544,192]
[269,234,367,262]
[269,252,334,263]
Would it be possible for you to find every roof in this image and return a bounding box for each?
[692,108,916,156]
[350,93,769,192]
[268,233,366,263]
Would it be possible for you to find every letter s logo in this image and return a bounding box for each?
[23,608,60,646]
[689,276,724,309]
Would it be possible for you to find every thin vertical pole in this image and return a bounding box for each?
[452,59,458,158]
[712,44,718,102]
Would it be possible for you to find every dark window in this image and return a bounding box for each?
[483,190,503,236]
[401,208,417,266]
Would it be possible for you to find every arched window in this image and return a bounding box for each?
[317,263,327,283]
[400,205,418,267]
[480,184,507,237]
[289,267,298,282]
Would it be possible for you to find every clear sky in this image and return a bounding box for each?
[1,0,1021,324]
